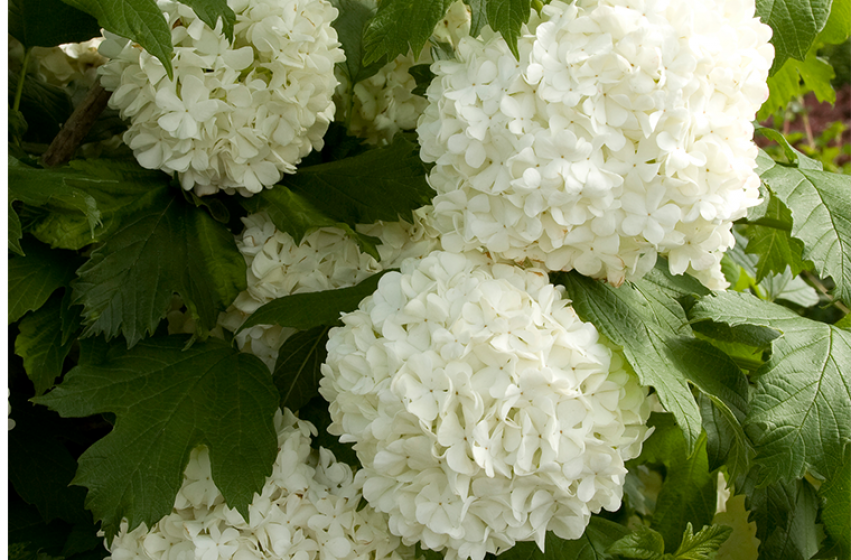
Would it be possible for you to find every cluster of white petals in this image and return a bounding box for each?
[218,209,440,370]
[98,0,344,196]
[418,0,773,288]
[105,408,412,560]
[319,251,653,560]
[341,1,471,145]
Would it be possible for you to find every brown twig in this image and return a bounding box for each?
[41,82,112,168]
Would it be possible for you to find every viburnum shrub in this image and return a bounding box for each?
[6,1,851,560]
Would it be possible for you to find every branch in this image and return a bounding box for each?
[41,82,112,168]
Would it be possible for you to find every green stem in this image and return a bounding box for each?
[736,216,792,231]
[13,48,32,113]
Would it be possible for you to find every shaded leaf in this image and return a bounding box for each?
[483,0,531,58]
[34,335,279,539]
[689,291,851,484]
[331,0,387,85]
[744,195,807,281]
[362,0,453,65]
[749,477,823,560]
[238,270,392,333]
[699,393,755,491]
[9,0,100,48]
[816,443,850,559]
[273,327,330,413]
[297,396,359,468]
[14,292,77,395]
[608,524,665,560]
[286,137,433,226]
[496,519,630,560]
[9,240,81,324]
[759,52,836,119]
[639,414,717,552]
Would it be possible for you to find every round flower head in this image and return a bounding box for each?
[340,1,471,145]
[219,208,441,370]
[98,0,345,196]
[320,251,653,560]
[417,0,773,288]
[104,408,413,560]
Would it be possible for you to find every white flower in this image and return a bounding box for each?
[218,208,441,370]
[98,0,345,196]
[320,251,654,560]
[104,409,413,560]
[417,0,773,288]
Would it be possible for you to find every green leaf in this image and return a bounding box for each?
[484,0,531,58]
[8,68,75,144]
[33,335,280,539]
[331,0,387,84]
[689,291,851,484]
[297,396,359,468]
[554,264,748,453]
[744,195,807,281]
[9,241,81,324]
[72,189,247,347]
[608,524,665,560]
[28,160,169,251]
[59,0,174,79]
[240,185,381,260]
[817,443,850,559]
[759,158,851,305]
[9,0,100,48]
[238,270,391,333]
[14,292,78,396]
[273,326,330,412]
[8,402,88,525]
[639,414,718,552]
[362,0,453,64]
[817,0,851,44]
[755,0,832,73]
[176,0,235,40]
[759,52,836,119]
[9,157,104,242]
[699,393,755,490]
[671,523,732,560]
[286,137,433,226]
[496,519,630,560]
[464,0,487,37]
[409,63,436,96]
[749,477,822,560]
[10,201,24,255]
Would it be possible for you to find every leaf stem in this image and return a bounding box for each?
[41,82,112,168]
[736,216,792,231]
[803,270,851,315]
[12,47,32,114]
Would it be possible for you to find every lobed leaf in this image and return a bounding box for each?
[554,263,749,454]
[689,291,851,484]
[72,188,247,347]
[34,335,280,539]
[671,523,732,560]
[744,195,807,282]
[749,477,823,560]
[607,524,665,559]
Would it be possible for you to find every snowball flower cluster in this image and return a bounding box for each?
[340,0,471,145]
[105,408,413,560]
[418,0,773,288]
[320,251,653,560]
[98,0,344,196]
[219,208,440,370]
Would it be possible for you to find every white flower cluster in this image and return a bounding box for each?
[98,0,344,196]
[218,209,440,370]
[418,0,773,288]
[341,1,471,145]
[319,251,653,560]
[105,408,412,560]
